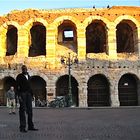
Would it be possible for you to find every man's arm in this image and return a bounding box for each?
[16,74,23,102]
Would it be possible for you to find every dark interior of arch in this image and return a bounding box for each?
[87,74,110,107]
[118,74,137,106]
[30,76,46,101]
[29,24,46,57]
[86,21,107,53]
[116,21,134,53]
[6,26,17,56]
[58,20,77,53]
[3,77,16,105]
[56,75,79,106]
[4,77,16,92]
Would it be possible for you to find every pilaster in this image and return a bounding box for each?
[77,24,86,61]
[110,82,120,107]
[46,85,56,101]
[137,27,140,56]
[78,84,87,107]
[17,27,29,58]
[0,29,7,57]
[46,24,57,67]
[108,24,117,59]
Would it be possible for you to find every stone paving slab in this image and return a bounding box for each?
[0,107,140,140]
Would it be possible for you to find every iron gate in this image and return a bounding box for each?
[88,75,110,107]
[118,74,138,106]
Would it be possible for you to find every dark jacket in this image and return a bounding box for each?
[16,73,32,96]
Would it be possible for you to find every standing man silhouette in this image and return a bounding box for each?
[16,65,38,133]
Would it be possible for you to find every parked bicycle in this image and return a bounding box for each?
[48,96,67,108]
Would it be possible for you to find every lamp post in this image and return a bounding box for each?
[61,52,78,107]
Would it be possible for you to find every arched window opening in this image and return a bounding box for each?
[58,20,77,53]
[6,26,18,56]
[86,20,107,53]
[116,20,135,53]
[29,23,46,57]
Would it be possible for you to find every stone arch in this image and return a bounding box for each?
[114,15,139,28]
[0,21,20,57]
[3,76,16,91]
[118,73,139,106]
[86,20,108,53]
[55,74,79,107]
[114,15,139,53]
[83,16,110,29]
[23,18,48,57]
[53,16,79,54]
[87,74,110,107]
[30,75,47,106]
[29,23,46,56]
[83,16,110,54]
[56,71,80,86]
[30,71,48,82]
[53,16,80,27]
[24,18,48,30]
[6,25,18,56]
[0,21,20,31]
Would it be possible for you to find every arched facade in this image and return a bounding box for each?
[0,6,140,107]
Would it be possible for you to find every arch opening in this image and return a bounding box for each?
[6,25,18,56]
[30,76,47,106]
[29,22,46,57]
[118,74,138,106]
[56,75,79,107]
[2,77,16,106]
[86,20,107,54]
[58,20,77,53]
[116,20,136,53]
[87,74,110,107]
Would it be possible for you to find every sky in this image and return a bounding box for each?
[0,0,140,16]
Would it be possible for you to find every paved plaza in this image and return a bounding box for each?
[0,107,140,140]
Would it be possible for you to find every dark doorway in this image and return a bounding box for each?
[56,75,79,106]
[87,74,110,107]
[30,76,46,104]
[116,20,135,53]
[2,77,16,106]
[86,20,107,53]
[29,23,46,57]
[6,25,18,56]
[118,74,138,106]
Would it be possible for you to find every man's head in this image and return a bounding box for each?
[10,86,14,91]
[21,65,28,74]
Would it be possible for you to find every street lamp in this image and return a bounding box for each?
[61,52,78,107]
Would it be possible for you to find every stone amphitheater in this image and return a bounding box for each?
[0,6,140,107]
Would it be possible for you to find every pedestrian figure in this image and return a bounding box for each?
[16,65,38,133]
[6,86,16,114]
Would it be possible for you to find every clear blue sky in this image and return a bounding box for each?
[0,0,140,15]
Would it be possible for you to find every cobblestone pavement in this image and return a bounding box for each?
[0,107,140,140]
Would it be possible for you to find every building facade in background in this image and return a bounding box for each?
[0,6,140,107]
